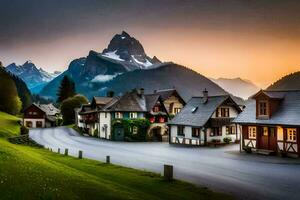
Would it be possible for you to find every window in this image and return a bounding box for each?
[287,128,296,142]
[211,127,222,136]
[132,126,138,135]
[174,108,181,114]
[263,127,268,136]
[177,126,185,136]
[153,106,160,112]
[105,112,107,118]
[129,112,137,119]
[226,126,236,135]
[192,128,200,137]
[221,108,229,117]
[33,112,37,115]
[248,126,256,139]
[115,112,123,119]
[25,121,33,128]
[258,100,268,116]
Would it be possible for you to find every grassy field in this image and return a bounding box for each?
[0,111,233,200]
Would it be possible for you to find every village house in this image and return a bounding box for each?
[76,88,171,141]
[23,103,61,128]
[152,89,186,116]
[75,97,113,135]
[168,89,242,146]
[234,90,300,157]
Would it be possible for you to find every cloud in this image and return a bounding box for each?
[91,74,119,82]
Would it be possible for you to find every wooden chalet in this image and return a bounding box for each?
[23,103,60,128]
[234,90,300,157]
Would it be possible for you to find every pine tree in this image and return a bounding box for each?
[0,66,22,115]
[57,75,76,103]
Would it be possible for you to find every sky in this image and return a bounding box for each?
[1,0,300,88]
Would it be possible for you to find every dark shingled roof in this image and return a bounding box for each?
[33,103,60,116]
[93,97,113,105]
[168,95,240,127]
[107,90,147,112]
[234,90,300,126]
[145,94,160,112]
[153,89,186,104]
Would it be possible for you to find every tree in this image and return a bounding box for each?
[57,75,76,103]
[60,95,88,125]
[0,67,22,115]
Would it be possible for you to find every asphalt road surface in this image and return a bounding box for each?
[29,127,300,200]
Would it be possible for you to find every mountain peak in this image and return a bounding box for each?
[102,31,161,68]
[121,31,130,38]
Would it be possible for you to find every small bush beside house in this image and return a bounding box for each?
[112,119,150,141]
[20,125,29,135]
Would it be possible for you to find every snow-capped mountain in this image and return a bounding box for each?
[5,61,60,93]
[102,31,161,69]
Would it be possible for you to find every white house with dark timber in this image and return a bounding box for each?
[168,89,242,146]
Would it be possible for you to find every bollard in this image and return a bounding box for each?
[164,164,173,181]
[106,156,110,164]
[58,148,60,154]
[78,150,83,159]
[64,148,68,156]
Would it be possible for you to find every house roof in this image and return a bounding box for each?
[153,89,186,104]
[234,90,300,126]
[93,97,113,105]
[106,90,147,112]
[251,90,285,99]
[168,95,241,127]
[145,94,161,112]
[32,103,60,116]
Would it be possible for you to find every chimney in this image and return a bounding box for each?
[107,91,114,97]
[137,88,145,96]
[203,88,208,104]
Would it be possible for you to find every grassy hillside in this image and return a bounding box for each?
[0,112,20,137]
[0,111,233,200]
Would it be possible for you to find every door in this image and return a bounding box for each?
[114,127,124,141]
[36,121,43,128]
[269,127,277,151]
[150,128,162,142]
[259,127,269,150]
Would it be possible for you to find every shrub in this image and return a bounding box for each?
[93,129,98,137]
[111,119,150,141]
[223,137,232,144]
[20,125,29,135]
[61,95,89,125]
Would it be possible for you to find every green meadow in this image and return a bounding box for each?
[0,111,233,200]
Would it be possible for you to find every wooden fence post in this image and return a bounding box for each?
[164,164,173,181]
[78,150,83,159]
[106,156,110,164]
[64,148,68,156]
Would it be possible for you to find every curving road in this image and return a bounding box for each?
[29,127,300,200]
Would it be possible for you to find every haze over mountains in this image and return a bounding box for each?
[211,78,260,99]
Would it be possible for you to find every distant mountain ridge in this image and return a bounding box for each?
[211,77,260,99]
[5,61,60,93]
[268,71,300,91]
[39,31,233,103]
